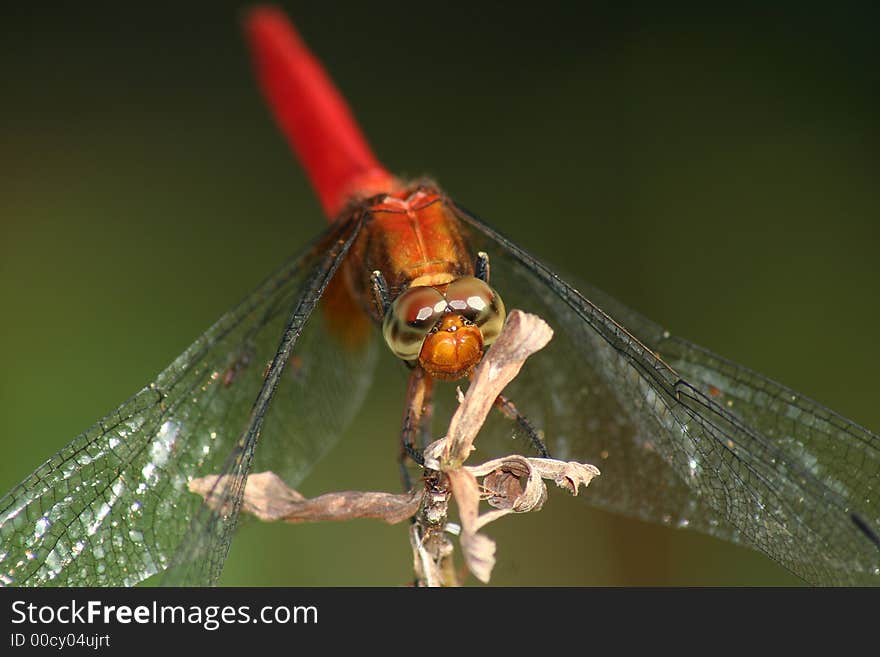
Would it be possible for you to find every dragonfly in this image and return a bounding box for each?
[1,7,879,587]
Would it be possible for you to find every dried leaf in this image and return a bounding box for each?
[460,456,601,554]
[447,468,496,583]
[459,531,496,584]
[472,455,548,513]
[442,310,553,465]
[189,471,422,524]
[528,458,601,495]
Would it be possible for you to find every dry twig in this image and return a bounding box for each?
[189,309,600,585]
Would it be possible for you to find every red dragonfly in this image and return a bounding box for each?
[1,7,878,586]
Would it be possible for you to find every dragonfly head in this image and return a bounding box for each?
[382,276,506,380]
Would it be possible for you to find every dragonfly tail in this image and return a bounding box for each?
[244,7,395,219]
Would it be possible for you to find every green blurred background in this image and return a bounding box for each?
[1,2,877,586]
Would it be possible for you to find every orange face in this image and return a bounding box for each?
[417,314,485,380]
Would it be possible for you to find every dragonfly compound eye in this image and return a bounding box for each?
[383,285,447,361]
[443,276,506,346]
[382,278,506,380]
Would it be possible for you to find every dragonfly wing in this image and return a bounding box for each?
[161,215,366,585]
[453,203,880,586]
[0,217,374,586]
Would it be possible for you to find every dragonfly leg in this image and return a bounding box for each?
[419,381,435,450]
[494,393,552,458]
[474,251,490,283]
[370,269,392,316]
[399,366,434,491]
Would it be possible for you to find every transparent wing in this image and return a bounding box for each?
[161,215,367,585]
[0,217,375,586]
[452,203,880,586]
